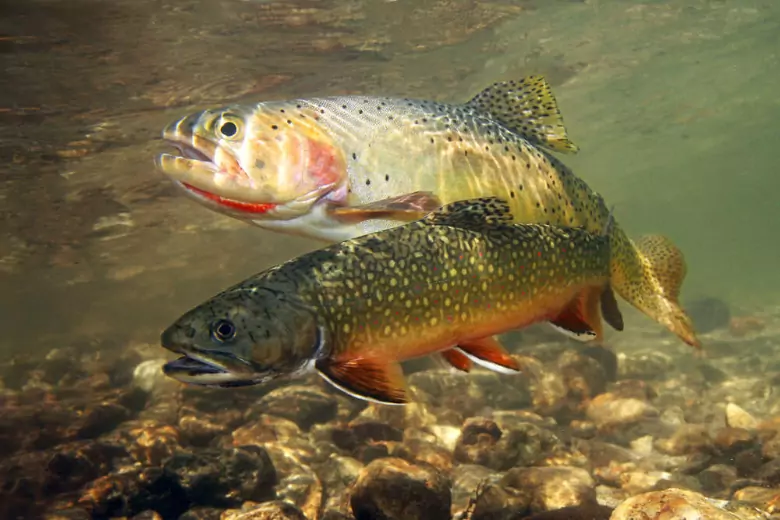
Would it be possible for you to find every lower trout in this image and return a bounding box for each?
[157,75,699,348]
[161,197,620,405]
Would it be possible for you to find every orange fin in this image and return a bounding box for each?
[328,191,442,223]
[457,336,521,374]
[549,286,604,342]
[315,356,408,405]
[440,349,473,372]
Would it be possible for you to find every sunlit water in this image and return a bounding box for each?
[1,0,778,356]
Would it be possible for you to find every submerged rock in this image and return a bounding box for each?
[501,466,598,513]
[686,297,732,334]
[350,457,451,520]
[610,487,763,519]
[221,501,307,519]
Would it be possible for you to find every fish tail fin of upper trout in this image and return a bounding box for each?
[464,75,580,154]
[620,234,701,349]
[549,284,623,343]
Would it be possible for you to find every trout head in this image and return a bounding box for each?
[156,103,348,222]
[160,286,324,388]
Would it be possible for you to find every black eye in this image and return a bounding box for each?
[219,121,238,138]
[211,319,236,342]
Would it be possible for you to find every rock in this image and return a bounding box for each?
[557,349,608,400]
[686,297,731,334]
[255,385,339,430]
[731,486,780,514]
[221,501,307,519]
[77,466,190,518]
[129,511,164,520]
[317,454,363,512]
[108,421,181,466]
[450,464,501,517]
[610,487,754,519]
[617,352,674,381]
[178,508,223,520]
[231,415,302,447]
[713,427,756,455]
[453,417,557,471]
[698,464,738,494]
[264,442,322,519]
[523,504,614,519]
[163,445,277,507]
[407,368,531,417]
[726,403,759,431]
[350,457,451,520]
[42,508,93,520]
[501,466,597,513]
[586,392,659,431]
[178,409,237,447]
[655,424,714,456]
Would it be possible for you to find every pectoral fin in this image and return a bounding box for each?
[327,191,442,223]
[548,286,604,342]
[315,356,409,405]
[457,336,521,374]
[440,349,473,372]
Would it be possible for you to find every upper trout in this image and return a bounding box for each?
[157,75,699,348]
[161,197,620,404]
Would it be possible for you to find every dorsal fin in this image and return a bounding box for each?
[464,75,579,154]
[423,197,513,230]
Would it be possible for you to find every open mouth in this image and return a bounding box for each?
[160,139,278,215]
[162,352,260,388]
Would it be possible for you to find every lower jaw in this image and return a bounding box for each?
[179,182,278,215]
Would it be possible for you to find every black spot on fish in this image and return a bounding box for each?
[352,152,357,160]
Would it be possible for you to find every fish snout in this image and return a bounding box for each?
[160,323,190,353]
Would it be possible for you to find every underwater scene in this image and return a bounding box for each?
[2,0,780,518]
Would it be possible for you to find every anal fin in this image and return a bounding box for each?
[548,286,604,342]
[315,357,408,405]
[440,349,473,372]
[328,191,442,223]
[457,336,520,374]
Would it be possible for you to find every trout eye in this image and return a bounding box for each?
[211,319,237,342]
[220,122,238,137]
[215,114,243,140]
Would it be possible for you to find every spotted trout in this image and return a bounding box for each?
[161,197,621,404]
[157,75,699,348]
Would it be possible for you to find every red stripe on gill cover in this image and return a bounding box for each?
[307,138,342,187]
[183,183,276,214]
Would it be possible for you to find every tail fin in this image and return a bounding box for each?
[632,234,700,348]
[465,75,580,154]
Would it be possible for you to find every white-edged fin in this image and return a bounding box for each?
[456,348,519,375]
[315,371,406,406]
[456,336,521,375]
[547,322,598,342]
[314,356,409,405]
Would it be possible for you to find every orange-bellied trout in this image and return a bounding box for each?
[160,197,621,405]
